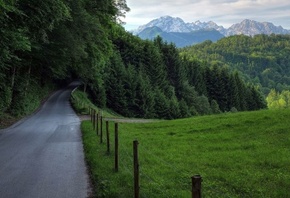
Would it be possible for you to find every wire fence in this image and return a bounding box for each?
[88,110,202,198]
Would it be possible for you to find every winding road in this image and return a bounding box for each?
[0,82,90,198]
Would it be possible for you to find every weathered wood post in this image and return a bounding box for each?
[100,116,103,143]
[93,110,96,130]
[114,123,119,172]
[192,175,202,198]
[90,108,92,122]
[133,140,139,198]
[96,113,99,135]
[106,121,110,153]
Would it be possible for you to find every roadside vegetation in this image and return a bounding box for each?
[71,89,121,118]
[81,108,290,197]
[0,84,53,129]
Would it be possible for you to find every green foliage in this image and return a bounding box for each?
[180,34,290,95]
[105,31,266,119]
[0,0,265,120]
[211,99,222,114]
[71,89,93,115]
[82,109,290,197]
[0,86,12,113]
[0,0,129,118]
[9,81,53,116]
[266,89,290,109]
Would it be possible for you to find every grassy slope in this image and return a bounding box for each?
[82,109,290,197]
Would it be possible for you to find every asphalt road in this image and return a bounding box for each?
[0,82,90,198]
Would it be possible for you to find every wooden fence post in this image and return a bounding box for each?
[93,110,96,130]
[96,113,99,135]
[106,121,110,153]
[114,123,119,172]
[133,140,139,198]
[192,175,202,198]
[100,116,103,143]
[90,108,92,122]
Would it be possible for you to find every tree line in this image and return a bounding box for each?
[0,1,266,119]
[97,33,266,119]
[180,34,290,95]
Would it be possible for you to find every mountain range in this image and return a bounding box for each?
[133,16,290,47]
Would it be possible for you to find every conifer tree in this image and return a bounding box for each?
[211,100,222,114]
[134,72,155,118]
[153,89,171,119]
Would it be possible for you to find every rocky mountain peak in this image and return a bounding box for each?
[135,16,192,34]
[133,16,290,37]
[226,19,290,36]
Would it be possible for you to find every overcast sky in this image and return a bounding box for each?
[122,0,290,30]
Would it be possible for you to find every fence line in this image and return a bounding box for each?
[88,119,201,198]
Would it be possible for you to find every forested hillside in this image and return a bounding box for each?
[0,0,129,116]
[180,34,290,95]
[101,34,266,118]
[0,1,266,121]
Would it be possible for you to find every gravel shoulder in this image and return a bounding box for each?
[79,115,158,123]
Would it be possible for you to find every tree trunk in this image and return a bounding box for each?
[83,83,87,93]
[11,66,16,89]
[24,64,32,97]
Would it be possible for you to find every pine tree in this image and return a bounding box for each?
[105,53,128,115]
[133,71,155,118]
[195,95,212,115]
[211,100,222,114]
[168,98,181,119]
[179,99,191,118]
[153,89,171,119]
[141,41,168,90]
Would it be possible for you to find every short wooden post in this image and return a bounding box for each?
[93,110,96,130]
[192,175,202,198]
[96,113,99,135]
[133,140,139,198]
[114,123,119,172]
[106,121,110,153]
[100,116,103,143]
[90,108,92,122]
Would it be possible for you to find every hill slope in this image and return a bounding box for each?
[180,34,290,94]
[82,108,290,197]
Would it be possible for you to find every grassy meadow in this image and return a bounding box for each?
[81,109,290,198]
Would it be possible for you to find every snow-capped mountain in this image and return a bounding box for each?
[133,16,290,36]
[187,20,226,34]
[135,16,192,33]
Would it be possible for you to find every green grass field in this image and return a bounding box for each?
[82,109,290,198]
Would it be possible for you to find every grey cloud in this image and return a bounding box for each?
[124,0,290,29]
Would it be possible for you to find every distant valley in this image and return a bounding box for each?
[133,16,290,47]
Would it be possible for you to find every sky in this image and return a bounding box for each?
[122,0,290,30]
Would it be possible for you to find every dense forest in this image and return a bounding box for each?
[0,0,129,116]
[180,34,290,95]
[102,34,266,118]
[0,0,266,120]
